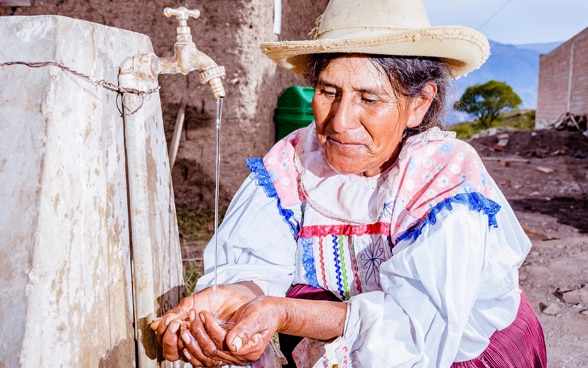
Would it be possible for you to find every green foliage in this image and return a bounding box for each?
[448,109,535,139]
[450,123,474,140]
[455,80,523,129]
[496,109,536,131]
[183,261,203,295]
[176,208,218,245]
[176,208,226,294]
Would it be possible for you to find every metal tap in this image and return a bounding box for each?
[152,7,226,99]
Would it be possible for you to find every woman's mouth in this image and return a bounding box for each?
[327,136,362,146]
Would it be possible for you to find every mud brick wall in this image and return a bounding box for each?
[536,27,588,128]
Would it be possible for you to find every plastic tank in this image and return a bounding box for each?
[273,85,315,141]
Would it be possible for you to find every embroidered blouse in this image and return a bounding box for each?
[196,124,532,367]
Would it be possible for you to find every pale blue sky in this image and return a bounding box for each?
[421,0,587,45]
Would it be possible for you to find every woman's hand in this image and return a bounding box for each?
[208,296,286,364]
[150,281,263,364]
[186,294,346,366]
[177,295,287,367]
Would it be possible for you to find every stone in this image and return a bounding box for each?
[542,303,561,315]
[562,287,588,305]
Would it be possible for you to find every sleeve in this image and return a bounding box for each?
[195,173,298,297]
[343,200,531,367]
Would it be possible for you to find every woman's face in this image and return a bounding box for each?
[312,55,434,177]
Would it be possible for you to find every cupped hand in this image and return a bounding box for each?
[205,295,287,365]
[179,310,251,366]
[150,281,263,363]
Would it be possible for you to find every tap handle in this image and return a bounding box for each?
[164,7,201,27]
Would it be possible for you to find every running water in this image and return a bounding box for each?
[213,97,223,293]
[212,97,236,332]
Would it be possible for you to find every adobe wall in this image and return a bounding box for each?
[2,0,327,209]
[163,0,329,210]
[536,28,588,128]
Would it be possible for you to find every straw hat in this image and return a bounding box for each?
[260,0,490,79]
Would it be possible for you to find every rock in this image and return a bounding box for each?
[542,303,561,315]
[562,287,588,305]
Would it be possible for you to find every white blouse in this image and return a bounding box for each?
[196,125,532,367]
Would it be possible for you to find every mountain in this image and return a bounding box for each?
[448,40,561,124]
[516,42,562,54]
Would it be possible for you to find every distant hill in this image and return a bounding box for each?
[516,42,562,54]
[448,40,561,124]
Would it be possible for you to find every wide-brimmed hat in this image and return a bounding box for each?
[260,0,490,79]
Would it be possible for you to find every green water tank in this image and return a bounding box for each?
[274,86,315,141]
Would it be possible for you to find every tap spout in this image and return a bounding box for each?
[151,7,226,99]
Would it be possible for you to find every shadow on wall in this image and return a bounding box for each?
[140,284,187,362]
[99,338,136,368]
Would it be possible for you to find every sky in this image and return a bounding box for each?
[421,0,587,45]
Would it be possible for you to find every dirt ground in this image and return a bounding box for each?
[3,1,588,366]
[468,128,588,367]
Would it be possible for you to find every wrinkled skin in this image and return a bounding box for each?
[150,282,264,366]
[312,55,435,177]
[152,286,347,366]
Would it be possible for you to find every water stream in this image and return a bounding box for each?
[213,97,223,293]
[212,97,236,331]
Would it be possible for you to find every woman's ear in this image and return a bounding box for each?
[406,82,437,128]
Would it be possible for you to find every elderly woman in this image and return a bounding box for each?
[152,0,547,367]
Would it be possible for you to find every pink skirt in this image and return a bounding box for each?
[281,285,547,368]
[452,291,546,368]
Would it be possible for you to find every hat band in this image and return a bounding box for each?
[313,25,423,40]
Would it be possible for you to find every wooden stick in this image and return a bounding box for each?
[0,0,32,6]
[169,97,187,171]
[481,157,530,163]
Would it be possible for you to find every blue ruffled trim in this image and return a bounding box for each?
[246,158,300,238]
[396,192,501,244]
[300,237,319,288]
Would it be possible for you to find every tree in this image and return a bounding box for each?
[455,80,522,129]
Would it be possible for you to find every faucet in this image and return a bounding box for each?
[152,7,226,99]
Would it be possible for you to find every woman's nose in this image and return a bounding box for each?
[330,97,357,132]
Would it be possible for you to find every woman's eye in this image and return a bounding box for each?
[361,95,379,104]
[320,88,336,97]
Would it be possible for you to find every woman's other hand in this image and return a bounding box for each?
[150,281,263,363]
[220,295,346,365]
[196,295,286,366]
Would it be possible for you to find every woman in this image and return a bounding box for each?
[151,0,547,366]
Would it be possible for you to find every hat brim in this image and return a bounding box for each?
[261,26,490,79]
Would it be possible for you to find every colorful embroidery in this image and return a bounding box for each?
[252,127,506,298]
[360,237,385,286]
[300,236,319,288]
[331,235,346,300]
[338,237,351,300]
[318,237,329,289]
[299,223,390,238]
[262,130,302,207]
[382,201,393,218]
[396,192,501,244]
[348,236,362,294]
[247,158,299,237]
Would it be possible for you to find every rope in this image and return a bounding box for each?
[0,60,160,115]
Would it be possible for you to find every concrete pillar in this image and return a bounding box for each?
[0,15,184,367]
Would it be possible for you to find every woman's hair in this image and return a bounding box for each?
[304,53,453,137]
